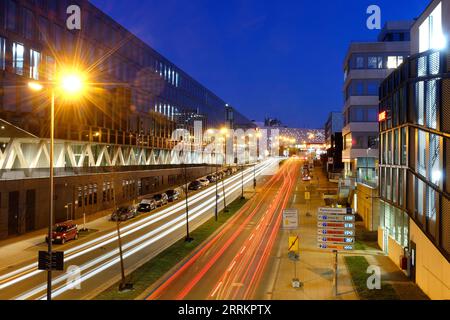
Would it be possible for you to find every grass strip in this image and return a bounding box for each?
[344,256,399,300]
[94,197,248,300]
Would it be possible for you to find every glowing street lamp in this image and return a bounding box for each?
[28,70,86,301]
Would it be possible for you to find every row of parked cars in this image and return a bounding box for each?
[45,168,241,244]
[111,189,181,222]
[188,167,239,191]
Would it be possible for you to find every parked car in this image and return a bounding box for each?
[207,175,217,183]
[166,189,180,202]
[231,167,238,174]
[46,221,79,244]
[137,199,157,213]
[188,181,202,191]
[111,206,137,222]
[302,175,312,182]
[199,178,210,187]
[153,193,169,207]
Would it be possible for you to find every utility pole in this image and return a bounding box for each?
[333,249,338,296]
[184,161,193,242]
[113,181,130,291]
[215,151,219,221]
[241,165,245,200]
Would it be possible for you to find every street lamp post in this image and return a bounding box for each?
[220,128,229,213]
[215,150,219,221]
[29,71,85,301]
[241,165,245,200]
[47,89,55,301]
[183,153,193,242]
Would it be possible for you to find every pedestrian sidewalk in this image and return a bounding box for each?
[0,205,120,271]
[259,166,358,300]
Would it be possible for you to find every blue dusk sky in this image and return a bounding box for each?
[91,0,429,128]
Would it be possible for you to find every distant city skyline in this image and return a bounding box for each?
[91,0,428,128]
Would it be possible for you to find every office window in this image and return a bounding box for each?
[355,56,364,69]
[38,16,49,41]
[368,108,378,122]
[401,127,407,165]
[368,56,383,69]
[419,2,444,53]
[30,49,40,80]
[355,81,364,95]
[12,42,24,75]
[367,81,379,95]
[387,56,404,69]
[45,55,55,80]
[54,25,63,51]
[0,37,5,70]
[23,8,34,39]
[6,0,17,31]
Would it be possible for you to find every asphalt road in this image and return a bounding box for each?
[146,158,300,300]
[0,159,279,300]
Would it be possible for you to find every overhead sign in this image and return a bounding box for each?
[283,209,299,230]
[318,207,353,215]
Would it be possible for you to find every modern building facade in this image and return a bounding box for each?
[378,0,450,300]
[0,0,254,238]
[324,112,344,173]
[342,21,413,184]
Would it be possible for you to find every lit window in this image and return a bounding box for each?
[419,2,446,52]
[12,42,24,75]
[387,56,403,69]
[30,49,40,80]
[0,37,5,70]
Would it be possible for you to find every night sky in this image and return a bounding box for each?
[90,0,429,128]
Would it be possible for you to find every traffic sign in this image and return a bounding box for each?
[283,209,299,230]
[317,222,355,229]
[318,214,355,222]
[318,207,354,215]
[318,243,354,251]
[38,251,64,271]
[318,229,355,236]
[288,235,299,252]
[317,236,355,244]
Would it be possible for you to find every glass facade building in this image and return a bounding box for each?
[379,47,450,261]
[0,0,252,148]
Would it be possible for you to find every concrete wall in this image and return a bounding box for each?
[0,166,214,239]
[356,183,379,231]
[410,220,450,300]
[378,226,385,251]
[387,235,405,270]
